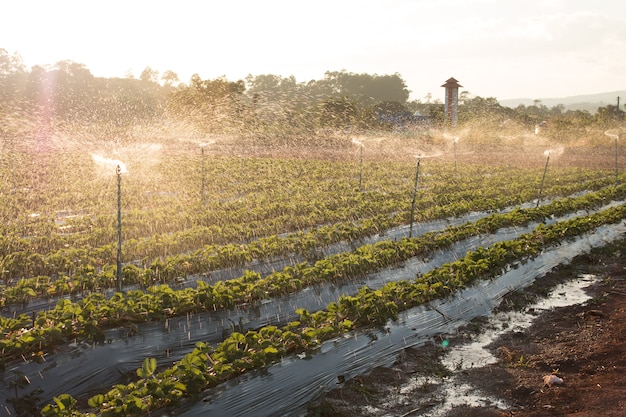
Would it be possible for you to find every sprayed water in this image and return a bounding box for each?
[543,146,564,159]
[91,153,128,173]
[604,129,619,140]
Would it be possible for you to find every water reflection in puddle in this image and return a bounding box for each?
[422,274,597,416]
[443,274,597,371]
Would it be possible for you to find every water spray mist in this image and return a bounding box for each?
[92,153,128,173]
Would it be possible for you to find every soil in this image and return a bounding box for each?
[307,238,626,416]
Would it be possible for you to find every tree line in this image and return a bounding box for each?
[1,48,623,145]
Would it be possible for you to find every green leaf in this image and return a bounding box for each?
[137,357,157,378]
[53,396,66,411]
[21,287,37,297]
[88,394,105,408]
[263,346,278,354]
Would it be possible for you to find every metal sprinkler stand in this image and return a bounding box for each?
[536,154,550,208]
[199,141,215,205]
[604,130,620,188]
[453,139,457,174]
[359,144,363,191]
[201,145,206,206]
[116,164,123,292]
[409,158,421,238]
[615,133,619,188]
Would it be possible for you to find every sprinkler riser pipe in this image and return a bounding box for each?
[359,145,363,191]
[615,136,619,187]
[116,165,123,292]
[454,141,457,174]
[201,146,206,206]
[536,155,550,208]
[409,159,421,238]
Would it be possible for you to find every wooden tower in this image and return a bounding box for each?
[441,77,462,127]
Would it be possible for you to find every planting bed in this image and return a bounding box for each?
[309,237,626,417]
[1,134,625,417]
[161,222,626,417]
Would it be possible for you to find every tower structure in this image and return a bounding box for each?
[441,77,462,127]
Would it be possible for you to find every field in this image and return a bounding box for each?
[310,238,626,417]
[1,127,625,417]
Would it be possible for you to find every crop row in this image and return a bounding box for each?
[2,151,610,260]
[3,184,624,367]
[0,165,613,304]
[38,200,626,417]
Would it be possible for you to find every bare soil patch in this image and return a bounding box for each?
[307,238,626,416]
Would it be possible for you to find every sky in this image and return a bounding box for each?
[1,0,625,101]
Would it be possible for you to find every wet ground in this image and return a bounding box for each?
[307,238,626,416]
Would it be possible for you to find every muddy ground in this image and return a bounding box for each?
[307,238,626,416]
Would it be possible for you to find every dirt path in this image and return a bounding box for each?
[307,238,626,417]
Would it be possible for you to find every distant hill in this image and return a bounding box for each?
[499,90,625,113]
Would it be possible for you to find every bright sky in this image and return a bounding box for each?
[2,0,625,101]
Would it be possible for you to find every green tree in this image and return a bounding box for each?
[320,70,410,106]
[317,96,358,128]
[161,70,180,87]
[167,75,245,133]
[459,95,512,125]
[140,66,159,83]
[595,104,624,125]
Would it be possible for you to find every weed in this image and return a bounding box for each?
[307,400,344,417]
[7,388,43,417]
[351,378,377,400]
[514,354,532,368]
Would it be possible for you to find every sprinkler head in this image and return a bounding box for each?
[199,140,216,147]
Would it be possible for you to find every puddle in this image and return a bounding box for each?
[442,274,597,372]
[424,274,598,416]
